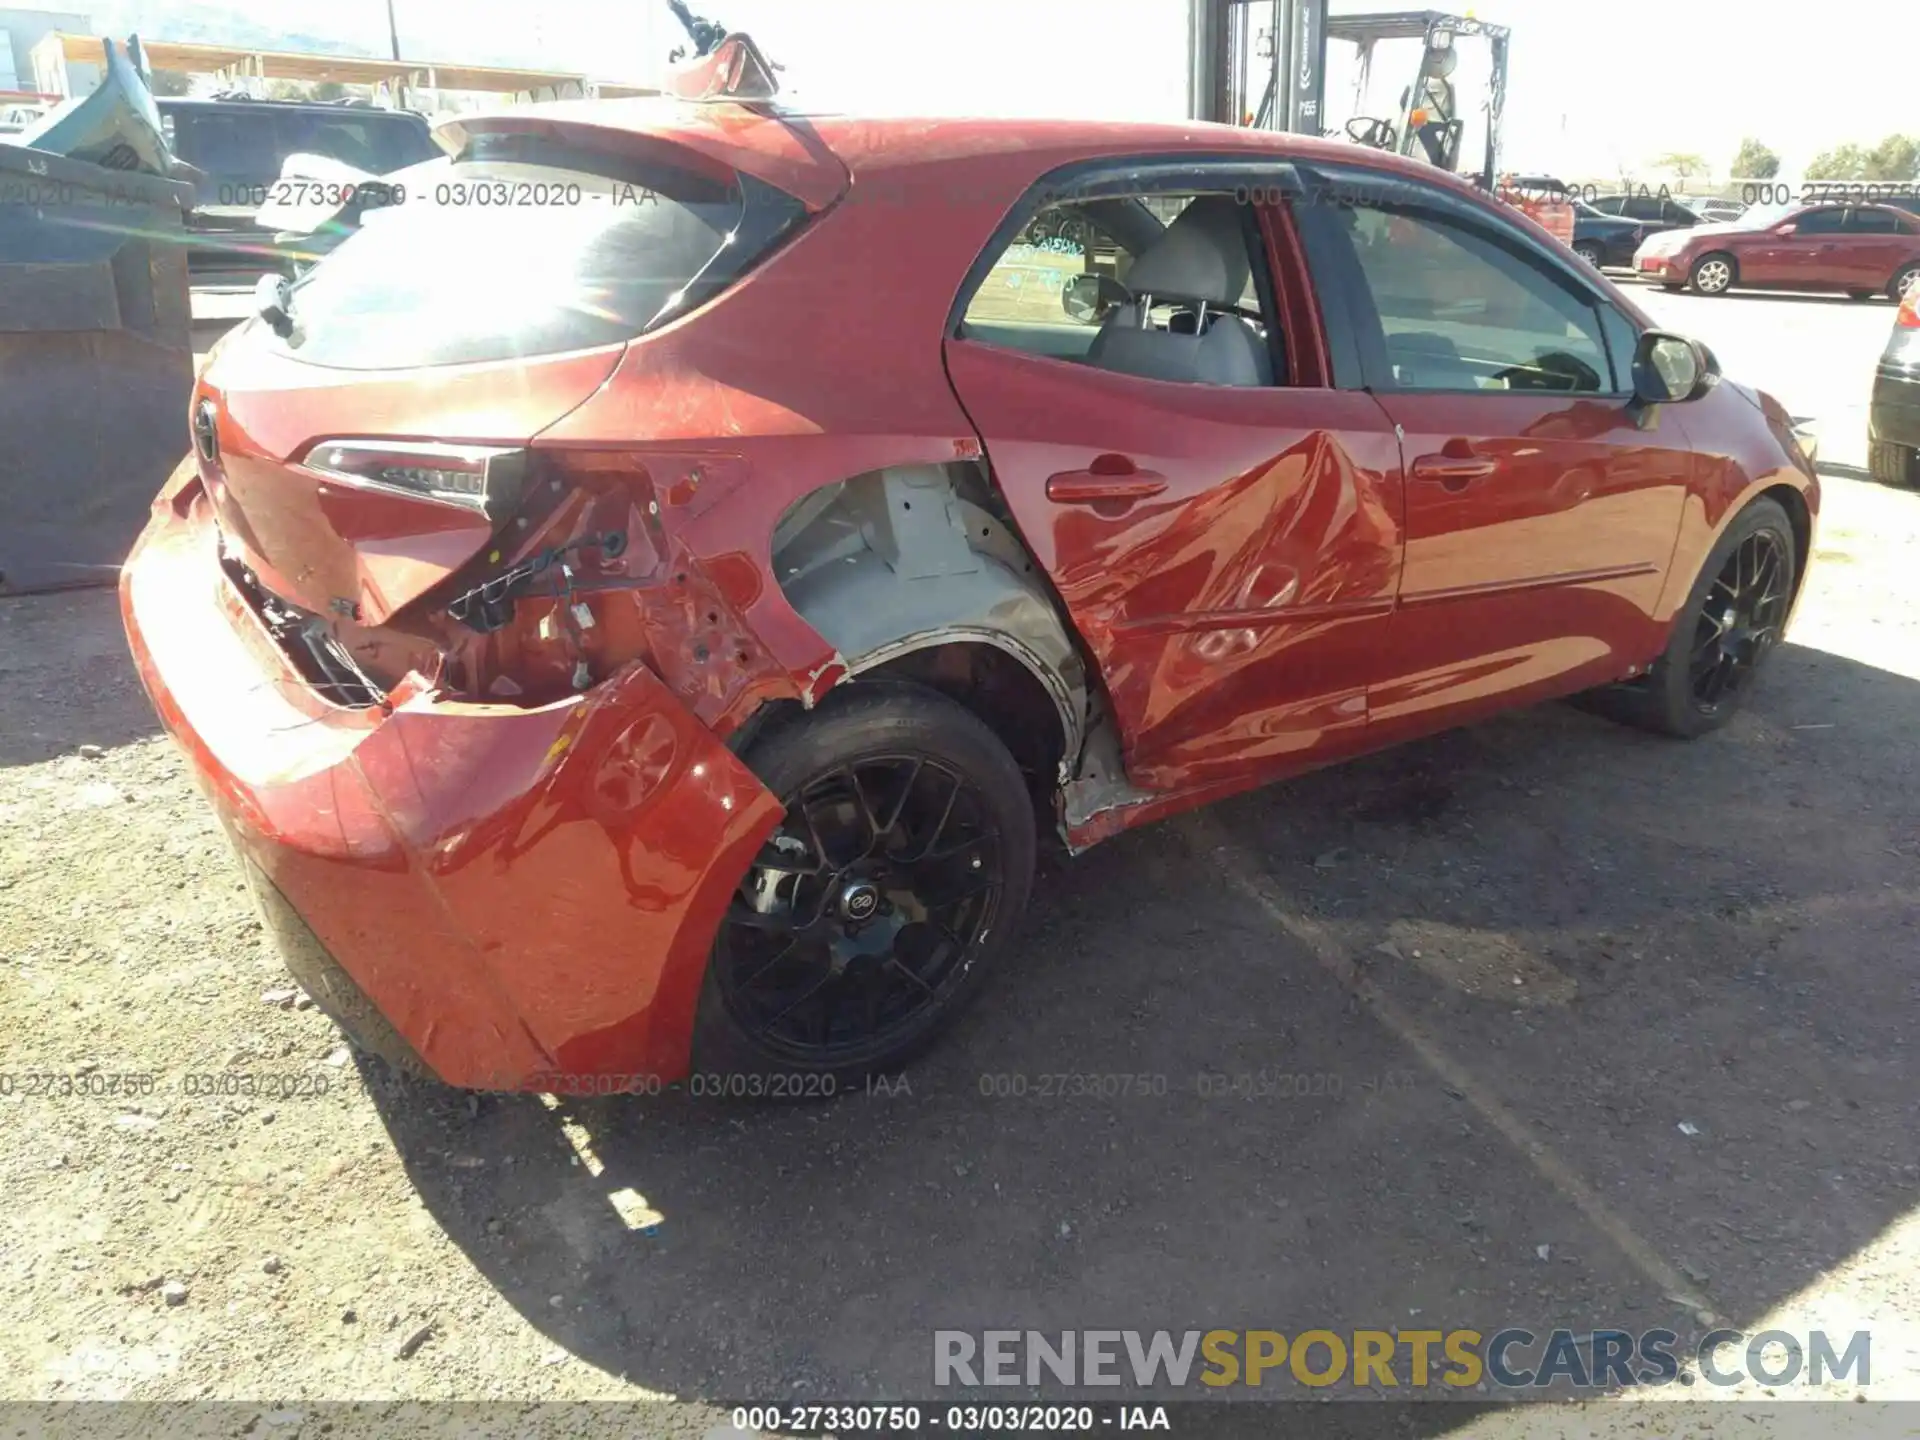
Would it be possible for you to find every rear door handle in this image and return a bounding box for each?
[1410,454,1498,488]
[1046,461,1168,505]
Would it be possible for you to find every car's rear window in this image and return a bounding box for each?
[274,110,438,174]
[276,132,805,370]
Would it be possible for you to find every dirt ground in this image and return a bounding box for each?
[4,289,1920,1434]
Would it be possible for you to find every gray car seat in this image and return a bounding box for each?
[1086,196,1274,386]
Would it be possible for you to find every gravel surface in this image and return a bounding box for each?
[3,294,1918,1430]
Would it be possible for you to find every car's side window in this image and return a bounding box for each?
[1323,202,1615,394]
[176,112,280,185]
[962,207,1121,332]
[959,190,1283,387]
[1844,207,1901,234]
[1794,208,1847,235]
[1625,196,1663,222]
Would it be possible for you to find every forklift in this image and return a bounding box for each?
[1190,2,1573,240]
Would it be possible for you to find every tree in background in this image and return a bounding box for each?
[1656,152,1708,183]
[147,69,192,96]
[1805,144,1870,181]
[1731,138,1780,179]
[1865,134,1920,182]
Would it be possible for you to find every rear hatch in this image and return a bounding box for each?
[195,108,842,682]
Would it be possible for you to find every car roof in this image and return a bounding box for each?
[157,96,427,122]
[441,99,1493,209]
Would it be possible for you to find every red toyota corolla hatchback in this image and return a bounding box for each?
[123,90,1820,1094]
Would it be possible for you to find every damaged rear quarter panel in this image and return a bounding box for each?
[354,664,788,1083]
[532,146,1034,713]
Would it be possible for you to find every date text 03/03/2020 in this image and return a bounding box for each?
[729,1405,1170,1433]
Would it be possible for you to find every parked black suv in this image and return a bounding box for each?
[158,96,440,271]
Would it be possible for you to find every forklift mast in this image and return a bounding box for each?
[1189,0,1329,137]
[1190,2,1511,195]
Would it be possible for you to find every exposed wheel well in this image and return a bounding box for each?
[766,462,1091,789]
[861,643,1066,798]
[1760,482,1813,600]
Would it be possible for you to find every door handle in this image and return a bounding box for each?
[1410,453,1498,489]
[1046,459,1168,505]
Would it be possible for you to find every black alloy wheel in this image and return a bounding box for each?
[1576,497,1796,739]
[696,683,1035,1087]
[1686,525,1789,717]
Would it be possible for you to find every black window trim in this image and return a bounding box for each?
[944,153,1305,389]
[1288,160,1636,398]
[1793,206,1848,235]
[1841,205,1905,235]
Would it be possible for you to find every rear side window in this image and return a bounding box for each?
[1844,207,1903,234]
[176,111,280,184]
[275,111,437,174]
[957,191,1284,386]
[278,133,806,370]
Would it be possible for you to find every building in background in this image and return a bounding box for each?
[30,28,657,112]
[1,6,86,95]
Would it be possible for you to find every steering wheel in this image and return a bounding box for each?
[1346,116,1396,150]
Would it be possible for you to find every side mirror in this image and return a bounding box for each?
[1631,330,1717,408]
[1774,222,1797,236]
[1063,272,1130,323]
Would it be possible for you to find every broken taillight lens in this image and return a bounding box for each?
[302,440,529,520]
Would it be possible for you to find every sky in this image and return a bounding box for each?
[80,0,1919,181]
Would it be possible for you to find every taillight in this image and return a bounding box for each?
[302,440,529,520]
[1899,291,1920,329]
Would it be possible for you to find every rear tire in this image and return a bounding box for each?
[1690,252,1736,295]
[691,682,1036,1093]
[1890,263,1920,304]
[1586,499,1796,739]
[1869,438,1920,487]
[1573,241,1604,268]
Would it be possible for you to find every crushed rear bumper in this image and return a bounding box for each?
[120,469,783,1089]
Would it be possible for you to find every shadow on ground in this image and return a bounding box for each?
[358,637,1920,1407]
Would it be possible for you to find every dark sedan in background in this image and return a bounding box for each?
[1572,194,1699,269]
[1871,287,1920,486]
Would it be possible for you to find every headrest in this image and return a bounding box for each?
[1123,195,1253,306]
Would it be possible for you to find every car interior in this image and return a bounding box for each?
[1337,203,1608,392]
[959,194,1280,386]
[959,187,1612,394]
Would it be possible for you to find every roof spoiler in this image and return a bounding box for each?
[663,32,781,103]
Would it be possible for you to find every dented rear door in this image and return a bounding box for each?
[943,192,1405,794]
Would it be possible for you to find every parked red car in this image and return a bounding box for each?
[122,91,1820,1093]
[1634,201,1920,300]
